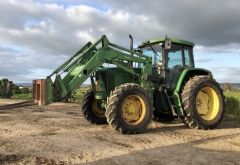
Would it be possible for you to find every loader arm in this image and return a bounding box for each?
[45,35,152,104]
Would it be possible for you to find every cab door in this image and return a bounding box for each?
[165,44,193,89]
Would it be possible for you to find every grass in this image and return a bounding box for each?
[73,89,240,117]
[224,91,240,117]
[9,87,240,118]
[11,93,33,100]
[73,88,89,103]
[224,91,240,99]
[10,87,89,102]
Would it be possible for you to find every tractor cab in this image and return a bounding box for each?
[139,37,195,88]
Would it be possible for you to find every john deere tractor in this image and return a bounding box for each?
[33,35,224,134]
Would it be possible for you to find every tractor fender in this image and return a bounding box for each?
[175,68,212,93]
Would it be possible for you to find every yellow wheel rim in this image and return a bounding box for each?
[196,87,220,121]
[121,95,147,125]
[92,100,105,118]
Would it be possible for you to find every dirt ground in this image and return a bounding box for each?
[0,100,240,165]
[0,99,28,106]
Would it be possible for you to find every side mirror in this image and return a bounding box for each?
[164,38,172,49]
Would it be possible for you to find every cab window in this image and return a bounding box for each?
[166,44,183,69]
[166,44,193,69]
[184,47,192,67]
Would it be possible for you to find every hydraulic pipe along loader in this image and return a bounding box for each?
[33,35,225,134]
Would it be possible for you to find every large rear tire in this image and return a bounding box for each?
[105,83,153,134]
[181,75,224,129]
[82,91,107,124]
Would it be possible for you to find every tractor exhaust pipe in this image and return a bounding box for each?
[129,34,133,51]
[128,34,133,67]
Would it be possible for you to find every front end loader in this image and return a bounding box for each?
[33,35,225,134]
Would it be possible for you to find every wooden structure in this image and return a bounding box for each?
[32,79,46,106]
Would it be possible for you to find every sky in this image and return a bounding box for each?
[0,0,240,83]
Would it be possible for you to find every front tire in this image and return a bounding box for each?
[82,91,107,124]
[181,75,224,129]
[105,83,153,134]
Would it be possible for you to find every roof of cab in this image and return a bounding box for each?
[138,37,194,48]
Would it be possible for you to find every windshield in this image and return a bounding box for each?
[141,44,162,65]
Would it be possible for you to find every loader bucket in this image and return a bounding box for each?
[32,79,47,106]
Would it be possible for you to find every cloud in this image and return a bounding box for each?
[194,57,214,63]
[211,67,240,83]
[0,0,239,83]
[195,44,240,54]
[103,0,240,48]
[0,45,66,82]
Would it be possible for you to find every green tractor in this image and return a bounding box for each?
[33,35,224,134]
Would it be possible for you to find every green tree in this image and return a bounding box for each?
[223,83,231,92]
